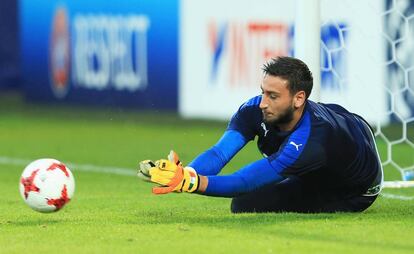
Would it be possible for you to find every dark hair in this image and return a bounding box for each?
[262,56,313,99]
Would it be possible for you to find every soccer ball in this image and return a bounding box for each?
[19,158,75,213]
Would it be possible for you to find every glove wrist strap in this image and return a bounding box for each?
[185,167,199,193]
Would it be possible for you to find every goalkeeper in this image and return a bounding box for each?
[138,56,383,213]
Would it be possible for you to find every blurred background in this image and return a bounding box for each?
[1,2,414,252]
[0,0,413,178]
[0,0,19,91]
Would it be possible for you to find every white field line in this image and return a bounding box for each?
[380,193,414,201]
[1,155,414,200]
[0,156,135,176]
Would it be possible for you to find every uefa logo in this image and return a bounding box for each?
[49,6,70,99]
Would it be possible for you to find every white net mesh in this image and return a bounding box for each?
[319,0,414,184]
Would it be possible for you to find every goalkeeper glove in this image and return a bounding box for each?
[150,150,199,194]
[138,151,180,183]
[137,160,155,182]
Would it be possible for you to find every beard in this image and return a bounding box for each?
[263,104,295,128]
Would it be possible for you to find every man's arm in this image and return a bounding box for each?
[189,96,259,175]
[188,130,247,175]
[148,153,285,196]
[196,158,285,197]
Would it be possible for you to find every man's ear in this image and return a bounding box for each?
[293,91,306,108]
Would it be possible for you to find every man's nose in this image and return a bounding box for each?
[259,98,268,109]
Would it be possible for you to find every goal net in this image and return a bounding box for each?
[300,0,414,187]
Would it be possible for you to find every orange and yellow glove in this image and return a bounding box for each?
[149,151,199,194]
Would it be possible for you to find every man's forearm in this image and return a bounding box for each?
[189,130,246,175]
[194,158,285,197]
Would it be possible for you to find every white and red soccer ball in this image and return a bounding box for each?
[19,158,75,213]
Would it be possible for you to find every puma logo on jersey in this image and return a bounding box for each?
[261,123,269,137]
[289,141,302,151]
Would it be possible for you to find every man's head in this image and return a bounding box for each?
[259,56,313,128]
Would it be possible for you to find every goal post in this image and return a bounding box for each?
[294,0,321,102]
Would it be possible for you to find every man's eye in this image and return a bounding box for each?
[270,94,277,99]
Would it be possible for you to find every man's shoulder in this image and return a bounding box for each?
[232,95,262,121]
[239,95,262,110]
[307,100,352,117]
[306,100,367,139]
[307,101,352,125]
[227,95,263,141]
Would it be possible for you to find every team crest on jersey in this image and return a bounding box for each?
[50,6,70,99]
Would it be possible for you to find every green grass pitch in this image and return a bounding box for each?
[1,94,414,254]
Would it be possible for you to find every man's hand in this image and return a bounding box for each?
[137,160,155,182]
[150,151,199,194]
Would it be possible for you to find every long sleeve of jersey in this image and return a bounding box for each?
[188,130,247,175]
[204,158,285,197]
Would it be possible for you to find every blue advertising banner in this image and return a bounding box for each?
[0,0,19,90]
[20,0,178,109]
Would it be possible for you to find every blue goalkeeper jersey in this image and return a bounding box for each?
[189,96,382,197]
